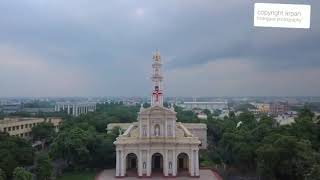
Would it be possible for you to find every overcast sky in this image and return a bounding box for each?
[0,0,319,97]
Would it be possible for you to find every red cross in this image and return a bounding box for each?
[153,90,162,102]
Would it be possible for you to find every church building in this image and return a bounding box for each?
[112,51,207,177]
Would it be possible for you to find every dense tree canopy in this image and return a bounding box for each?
[2,102,320,180]
[0,168,6,180]
[50,103,128,170]
[174,105,198,123]
[32,122,56,141]
[204,107,320,180]
[12,167,32,180]
[35,153,53,180]
[0,134,33,178]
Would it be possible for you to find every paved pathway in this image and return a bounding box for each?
[96,169,221,180]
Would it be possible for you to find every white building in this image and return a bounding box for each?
[111,51,206,177]
[275,114,295,125]
[197,113,208,120]
[181,101,228,112]
[54,102,96,116]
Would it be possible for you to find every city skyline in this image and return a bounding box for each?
[0,0,320,97]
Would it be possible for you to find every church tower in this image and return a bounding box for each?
[151,50,163,106]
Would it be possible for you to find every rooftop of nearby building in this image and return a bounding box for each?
[0,117,62,124]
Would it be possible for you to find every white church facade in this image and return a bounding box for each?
[111,51,207,177]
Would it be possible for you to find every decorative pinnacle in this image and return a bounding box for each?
[153,50,161,62]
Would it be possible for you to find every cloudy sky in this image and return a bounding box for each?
[0,0,319,97]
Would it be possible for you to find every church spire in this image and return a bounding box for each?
[151,50,163,106]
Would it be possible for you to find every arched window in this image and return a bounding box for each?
[154,124,160,136]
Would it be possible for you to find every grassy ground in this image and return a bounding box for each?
[56,171,97,180]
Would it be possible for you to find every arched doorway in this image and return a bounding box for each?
[177,153,189,176]
[151,153,163,175]
[126,153,138,176]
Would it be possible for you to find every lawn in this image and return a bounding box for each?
[56,171,97,180]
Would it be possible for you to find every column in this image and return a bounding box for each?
[139,150,142,176]
[67,105,70,114]
[76,106,79,116]
[165,119,167,137]
[139,119,142,137]
[72,105,75,116]
[190,150,194,176]
[195,150,199,176]
[116,150,120,176]
[172,150,177,176]
[164,150,168,176]
[172,121,175,137]
[121,151,125,176]
[147,151,151,176]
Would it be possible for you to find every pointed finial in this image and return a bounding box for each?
[153,49,161,62]
[171,103,174,110]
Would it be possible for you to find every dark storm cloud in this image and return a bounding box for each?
[0,0,319,96]
[165,0,320,71]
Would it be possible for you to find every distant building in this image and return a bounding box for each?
[181,101,228,112]
[55,102,96,116]
[250,103,270,113]
[270,101,288,116]
[1,103,21,114]
[0,117,62,138]
[275,114,295,125]
[21,108,55,114]
[197,113,208,120]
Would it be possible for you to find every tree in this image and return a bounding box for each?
[202,109,210,115]
[87,134,116,168]
[32,122,56,150]
[0,134,33,177]
[256,135,317,180]
[35,153,53,180]
[50,127,90,167]
[0,168,6,180]
[298,106,315,119]
[213,109,222,116]
[32,122,55,141]
[12,167,32,180]
[175,105,198,123]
